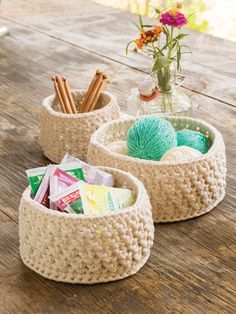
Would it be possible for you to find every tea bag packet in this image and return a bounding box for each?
[26,166,48,196]
[108,187,135,211]
[49,182,85,214]
[73,183,135,214]
[49,168,82,210]
[26,161,85,197]
[79,184,115,215]
[34,165,56,208]
[61,153,114,187]
[80,184,135,214]
[59,161,85,181]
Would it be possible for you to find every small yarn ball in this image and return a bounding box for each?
[127,117,177,161]
[107,141,128,155]
[177,129,211,154]
[160,146,202,162]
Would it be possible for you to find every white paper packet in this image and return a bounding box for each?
[61,153,114,187]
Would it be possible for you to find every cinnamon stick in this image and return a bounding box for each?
[82,71,104,113]
[88,74,108,112]
[51,76,66,113]
[56,76,73,114]
[62,77,77,114]
[79,70,101,113]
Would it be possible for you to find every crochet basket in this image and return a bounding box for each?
[40,90,120,163]
[19,167,154,284]
[88,116,226,223]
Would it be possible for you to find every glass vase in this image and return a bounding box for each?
[138,66,192,117]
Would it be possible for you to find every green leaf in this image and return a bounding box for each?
[139,15,143,29]
[177,46,181,71]
[142,24,153,28]
[131,22,141,31]
[126,41,134,55]
[152,56,171,72]
[171,39,178,52]
[175,33,189,40]
[180,44,192,52]
[154,46,164,56]
[180,44,190,48]
[163,26,169,46]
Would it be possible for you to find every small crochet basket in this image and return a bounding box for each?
[40,90,120,163]
[88,116,226,223]
[19,167,154,284]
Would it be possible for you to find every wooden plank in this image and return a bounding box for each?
[0,0,117,18]
[0,18,235,314]
[1,0,236,106]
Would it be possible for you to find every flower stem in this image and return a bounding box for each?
[167,26,174,60]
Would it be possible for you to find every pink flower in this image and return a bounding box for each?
[160,9,187,28]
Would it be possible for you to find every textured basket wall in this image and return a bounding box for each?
[88,116,226,223]
[19,167,154,284]
[40,90,120,163]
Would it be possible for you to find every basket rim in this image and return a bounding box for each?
[41,89,119,119]
[89,115,224,167]
[21,166,149,220]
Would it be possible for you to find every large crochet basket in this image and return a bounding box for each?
[40,90,120,163]
[19,167,154,284]
[88,116,226,223]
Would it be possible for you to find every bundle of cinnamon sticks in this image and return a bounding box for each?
[52,71,108,114]
[52,76,77,114]
[79,70,108,113]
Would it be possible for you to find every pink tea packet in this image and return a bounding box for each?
[61,153,114,187]
[34,165,56,208]
[49,168,79,210]
[49,182,84,214]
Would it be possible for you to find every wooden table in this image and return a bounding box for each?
[0,1,235,313]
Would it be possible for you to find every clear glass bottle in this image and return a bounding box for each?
[127,88,139,116]
[138,66,192,117]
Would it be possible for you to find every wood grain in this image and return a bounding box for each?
[1,0,236,106]
[0,1,235,313]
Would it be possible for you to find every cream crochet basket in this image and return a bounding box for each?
[88,116,226,223]
[40,90,120,163]
[19,167,154,284]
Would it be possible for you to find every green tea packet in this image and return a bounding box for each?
[26,162,85,196]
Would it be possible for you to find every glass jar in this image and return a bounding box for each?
[127,88,139,116]
[138,66,192,117]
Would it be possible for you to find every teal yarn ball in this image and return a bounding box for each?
[127,117,177,161]
[176,129,211,154]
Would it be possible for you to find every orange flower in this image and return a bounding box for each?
[134,26,163,49]
[140,30,147,41]
[134,38,145,49]
[153,25,163,37]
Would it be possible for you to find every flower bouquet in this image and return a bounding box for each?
[127,2,192,116]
